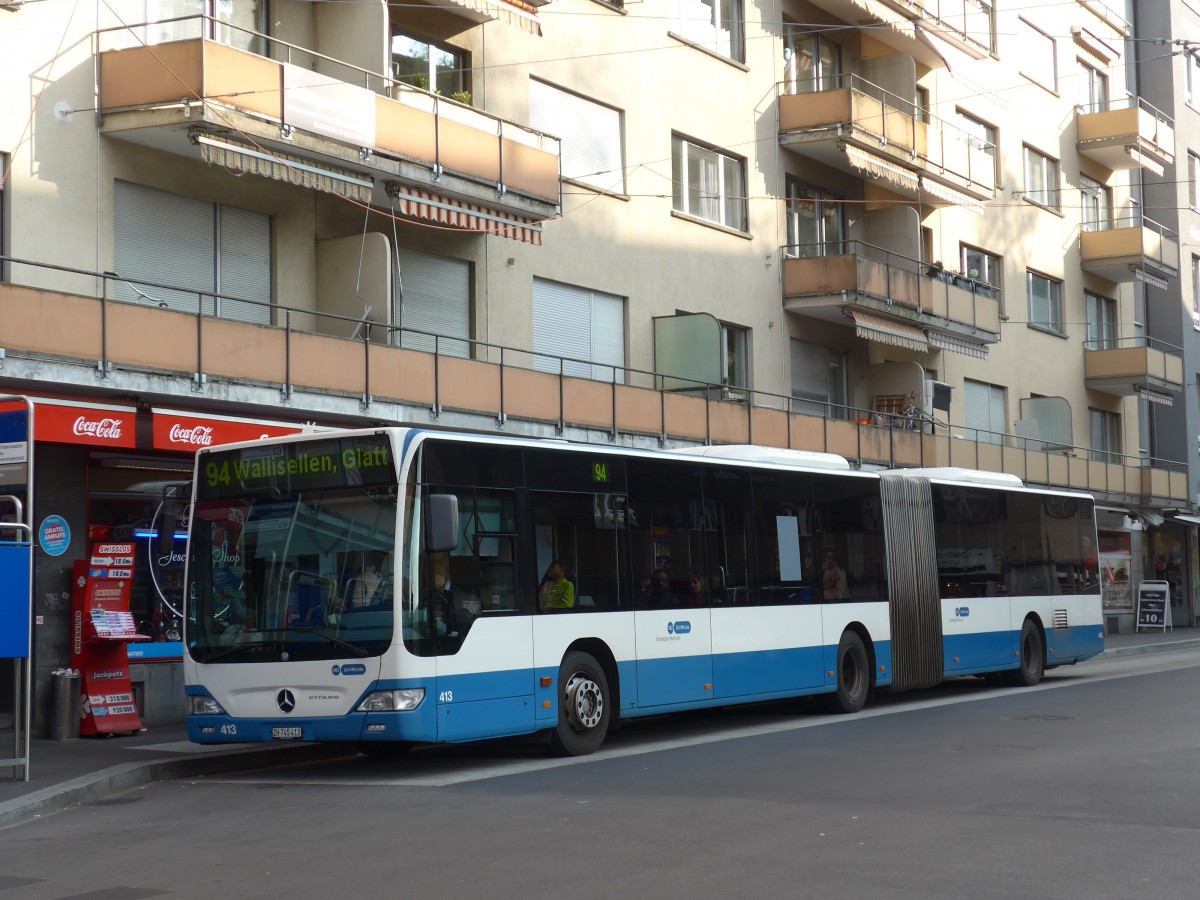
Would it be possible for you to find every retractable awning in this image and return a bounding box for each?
[446,0,543,34]
[1136,386,1174,407]
[919,177,985,214]
[926,331,989,359]
[389,185,544,245]
[1172,515,1200,526]
[845,0,915,37]
[1127,147,1165,177]
[850,311,927,353]
[843,145,920,193]
[194,133,374,203]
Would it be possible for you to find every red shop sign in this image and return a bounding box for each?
[35,404,137,448]
[152,412,303,451]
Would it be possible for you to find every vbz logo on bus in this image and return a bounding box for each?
[668,621,692,635]
[955,607,970,618]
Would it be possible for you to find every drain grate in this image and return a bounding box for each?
[1013,714,1074,721]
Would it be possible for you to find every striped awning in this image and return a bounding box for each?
[846,0,916,38]
[1136,386,1174,407]
[919,176,985,214]
[1127,146,1165,177]
[850,311,927,353]
[843,145,920,193]
[447,0,542,34]
[1072,25,1120,63]
[926,331,989,359]
[389,185,543,245]
[195,134,373,203]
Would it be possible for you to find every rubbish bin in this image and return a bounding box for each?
[49,669,82,741]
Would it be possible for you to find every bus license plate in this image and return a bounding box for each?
[272,727,302,740]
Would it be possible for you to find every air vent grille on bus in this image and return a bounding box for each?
[1053,608,1069,630]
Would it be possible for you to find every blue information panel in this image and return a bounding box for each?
[0,541,32,658]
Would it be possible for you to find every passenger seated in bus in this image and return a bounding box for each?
[538,559,576,611]
[646,569,679,608]
[821,549,847,600]
[681,574,704,608]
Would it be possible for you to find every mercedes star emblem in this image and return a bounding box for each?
[277,689,296,713]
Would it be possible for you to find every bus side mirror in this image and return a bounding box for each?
[425,494,459,553]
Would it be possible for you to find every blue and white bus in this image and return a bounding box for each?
[183,427,1103,756]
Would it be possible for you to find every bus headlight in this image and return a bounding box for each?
[187,695,227,716]
[356,689,425,712]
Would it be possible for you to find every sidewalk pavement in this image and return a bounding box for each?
[3,627,1199,827]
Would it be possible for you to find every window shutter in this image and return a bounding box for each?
[114,181,214,313]
[533,278,594,378]
[1191,154,1199,209]
[590,291,625,382]
[218,205,272,325]
[393,248,471,358]
[789,339,829,408]
[529,81,623,193]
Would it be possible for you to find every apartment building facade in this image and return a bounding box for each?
[0,0,1192,732]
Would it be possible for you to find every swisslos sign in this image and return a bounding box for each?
[34,403,302,451]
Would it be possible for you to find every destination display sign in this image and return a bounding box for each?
[196,434,395,500]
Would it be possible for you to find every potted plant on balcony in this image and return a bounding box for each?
[925,260,946,280]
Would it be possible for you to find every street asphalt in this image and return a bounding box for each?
[2,627,1198,828]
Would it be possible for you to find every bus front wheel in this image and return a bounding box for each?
[549,651,610,757]
[1004,620,1044,687]
[820,631,870,714]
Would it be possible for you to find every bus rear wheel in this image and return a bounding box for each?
[820,631,870,714]
[549,651,610,757]
[1004,620,1044,687]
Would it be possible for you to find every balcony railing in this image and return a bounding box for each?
[1076,95,1175,173]
[1083,336,1184,397]
[777,74,996,199]
[94,16,562,208]
[0,255,1186,506]
[781,241,1000,337]
[1079,215,1180,282]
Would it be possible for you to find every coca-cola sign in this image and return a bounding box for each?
[168,424,214,447]
[73,417,123,440]
[34,404,137,447]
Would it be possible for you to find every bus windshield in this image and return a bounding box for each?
[186,436,399,663]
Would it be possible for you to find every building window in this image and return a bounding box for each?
[530,80,624,193]
[532,277,625,382]
[961,244,1002,309]
[1076,59,1108,113]
[113,181,271,324]
[722,322,748,391]
[1024,146,1060,210]
[1190,153,1200,210]
[1027,271,1063,333]
[391,28,468,97]
[1189,50,1200,108]
[1079,174,1110,232]
[1085,292,1116,349]
[672,135,747,231]
[669,0,745,63]
[956,110,998,185]
[964,379,1006,445]
[1192,255,1200,328]
[786,180,843,257]
[783,22,840,94]
[1017,18,1057,91]
[144,1,267,54]
[790,339,848,419]
[1089,409,1121,463]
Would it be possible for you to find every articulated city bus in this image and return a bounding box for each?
[183,427,1103,756]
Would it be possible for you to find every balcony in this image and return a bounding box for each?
[0,256,1185,509]
[1084,337,1184,402]
[781,242,1000,356]
[778,75,995,207]
[1076,97,1174,176]
[802,0,992,64]
[1079,217,1179,284]
[95,17,560,231]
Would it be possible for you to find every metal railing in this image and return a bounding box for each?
[1082,335,1183,355]
[1076,93,1174,134]
[0,255,1187,501]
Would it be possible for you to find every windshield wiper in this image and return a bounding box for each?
[277,626,371,658]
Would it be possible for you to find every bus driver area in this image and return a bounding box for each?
[183,429,1103,756]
